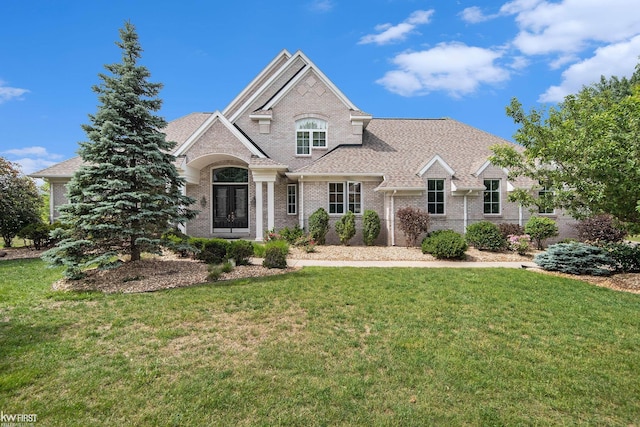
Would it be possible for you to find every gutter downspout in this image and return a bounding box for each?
[518,204,523,227]
[299,176,304,230]
[49,181,54,224]
[391,190,396,246]
[463,190,472,233]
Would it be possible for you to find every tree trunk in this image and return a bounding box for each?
[130,236,141,261]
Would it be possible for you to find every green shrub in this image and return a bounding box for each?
[335,211,356,245]
[603,242,640,273]
[263,240,289,269]
[309,208,330,245]
[422,230,467,259]
[280,225,305,244]
[227,240,254,266]
[576,214,628,243]
[252,242,266,258]
[17,221,52,249]
[207,261,234,281]
[465,221,505,251]
[161,228,196,257]
[525,216,559,249]
[534,242,613,276]
[362,210,381,246]
[498,223,524,240]
[190,238,230,264]
[396,206,430,247]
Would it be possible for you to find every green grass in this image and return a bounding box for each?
[1,260,640,426]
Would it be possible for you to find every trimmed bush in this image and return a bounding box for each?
[465,221,505,251]
[227,240,254,266]
[498,223,524,240]
[362,210,381,246]
[191,238,230,264]
[525,216,558,249]
[309,208,330,245]
[335,211,356,245]
[396,206,430,247]
[263,240,289,269]
[507,234,531,256]
[534,242,613,276]
[603,242,640,273]
[422,230,467,259]
[252,242,266,258]
[576,214,627,244]
[161,228,196,257]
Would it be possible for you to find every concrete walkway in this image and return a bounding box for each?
[253,258,537,269]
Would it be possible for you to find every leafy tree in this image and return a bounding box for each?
[0,157,42,247]
[490,64,640,232]
[43,22,196,278]
[524,216,558,250]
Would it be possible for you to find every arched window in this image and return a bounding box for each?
[296,118,327,155]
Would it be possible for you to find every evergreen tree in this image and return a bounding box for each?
[44,22,196,278]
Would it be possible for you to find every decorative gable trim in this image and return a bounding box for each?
[474,160,509,176]
[223,49,292,119]
[417,154,455,177]
[261,52,358,111]
[173,111,265,158]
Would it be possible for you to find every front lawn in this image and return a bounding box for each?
[1,259,639,425]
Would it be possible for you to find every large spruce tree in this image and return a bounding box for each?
[44,22,196,278]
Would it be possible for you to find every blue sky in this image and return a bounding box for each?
[2,0,640,174]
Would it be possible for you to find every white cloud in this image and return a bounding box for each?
[2,146,64,175]
[376,43,510,97]
[10,158,56,175]
[505,0,640,56]
[539,34,640,102]
[309,0,333,13]
[359,9,435,45]
[0,80,29,104]
[460,6,497,24]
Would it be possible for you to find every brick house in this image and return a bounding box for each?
[32,49,575,246]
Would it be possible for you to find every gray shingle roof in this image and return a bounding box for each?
[31,113,212,178]
[292,118,523,190]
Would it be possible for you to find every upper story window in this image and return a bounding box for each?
[296,118,327,156]
[427,179,445,215]
[483,179,501,215]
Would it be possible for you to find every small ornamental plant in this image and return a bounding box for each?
[507,234,531,255]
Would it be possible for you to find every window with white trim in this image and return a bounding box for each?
[328,181,362,214]
[427,179,445,214]
[287,184,297,215]
[483,179,501,214]
[296,118,327,155]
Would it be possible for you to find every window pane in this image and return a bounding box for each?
[329,183,344,214]
[427,179,445,215]
[348,182,361,213]
[297,131,310,155]
[213,167,248,183]
[312,131,326,147]
[287,185,297,215]
[483,180,500,214]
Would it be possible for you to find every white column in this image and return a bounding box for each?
[255,181,264,241]
[267,181,275,231]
